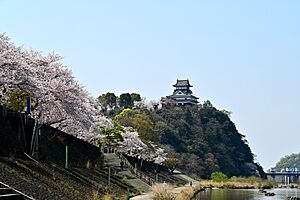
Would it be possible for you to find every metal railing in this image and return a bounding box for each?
[118,153,157,186]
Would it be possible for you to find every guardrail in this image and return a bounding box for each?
[103,148,169,185]
[117,153,157,186]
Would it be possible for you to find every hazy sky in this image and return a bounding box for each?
[1,0,300,169]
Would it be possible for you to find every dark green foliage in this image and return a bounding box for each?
[130,93,142,102]
[152,103,258,178]
[98,92,117,115]
[154,121,185,152]
[255,163,267,179]
[119,93,134,109]
[97,92,143,116]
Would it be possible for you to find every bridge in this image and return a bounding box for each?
[266,168,300,185]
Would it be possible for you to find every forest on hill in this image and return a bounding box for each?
[98,92,265,179]
[274,152,300,170]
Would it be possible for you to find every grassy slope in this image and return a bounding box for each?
[0,157,137,199]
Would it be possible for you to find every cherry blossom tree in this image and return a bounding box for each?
[0,33,111,141]
[0,33,167,163]
[117,130,167,164]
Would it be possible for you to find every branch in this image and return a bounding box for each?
[46,118,67,126]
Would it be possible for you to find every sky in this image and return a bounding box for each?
[1,0,300,169]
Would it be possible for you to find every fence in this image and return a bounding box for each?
[0,105,103,169]
[117,153,157,185]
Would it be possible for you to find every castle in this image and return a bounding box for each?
[161,79,199,107]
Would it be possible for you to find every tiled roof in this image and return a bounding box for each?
[167,94,199,100]
[173,79,192,87]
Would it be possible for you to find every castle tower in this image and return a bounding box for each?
[162,79,199,107]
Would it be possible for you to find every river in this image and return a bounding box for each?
[195,188,300,200]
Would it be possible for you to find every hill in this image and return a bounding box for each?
[274,152,300,170]
[101,95,265,179]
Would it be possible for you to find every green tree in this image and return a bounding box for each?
[163,158,181,174]
[203,100,213,108]
[132,113,159,142]
[119,93,134,108]
[99,126,124,146]
[154,121,184,151]
[275,152,300,170]
[204,153,220,178]
[98,92,117,111]
[210,172,228,182]
[114,108,136,127]
[131,93,142,102]
[8,90,37,112]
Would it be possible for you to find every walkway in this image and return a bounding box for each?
[104,153,151,192]
[130,170,198,200]
[104,153,200,199]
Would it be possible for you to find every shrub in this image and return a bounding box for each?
[102,195,113,200]
[261,180,277,189]
[152,183,174,200]
[86,191,101,200]
[210,172,228,182]
[175,187,194,200]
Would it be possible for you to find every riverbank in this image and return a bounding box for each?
[130,183,202,200]
[129,172,200,200]
[130,176,286,200]
[198,176,278,189]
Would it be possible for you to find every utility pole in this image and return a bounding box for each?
[108,167,111,189]
[65,145,68,169]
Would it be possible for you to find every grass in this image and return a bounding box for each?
[152,183,197,200]
[102,194,113,200]
[86,191,101,200]
[8,168,17,174]
[152,183,174,200]
[174,187,194,200]
[198,176,278,189]
[86,191,116,200]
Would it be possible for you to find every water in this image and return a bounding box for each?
[195,188,300,200]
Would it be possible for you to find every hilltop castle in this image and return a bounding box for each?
[161,79,199,107]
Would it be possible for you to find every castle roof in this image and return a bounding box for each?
[167,94,199,100]
[173,79,192,87]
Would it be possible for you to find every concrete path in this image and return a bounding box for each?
[104,153,151,192]
[129,192,154,200]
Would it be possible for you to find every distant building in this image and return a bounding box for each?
[161,79,199,107]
